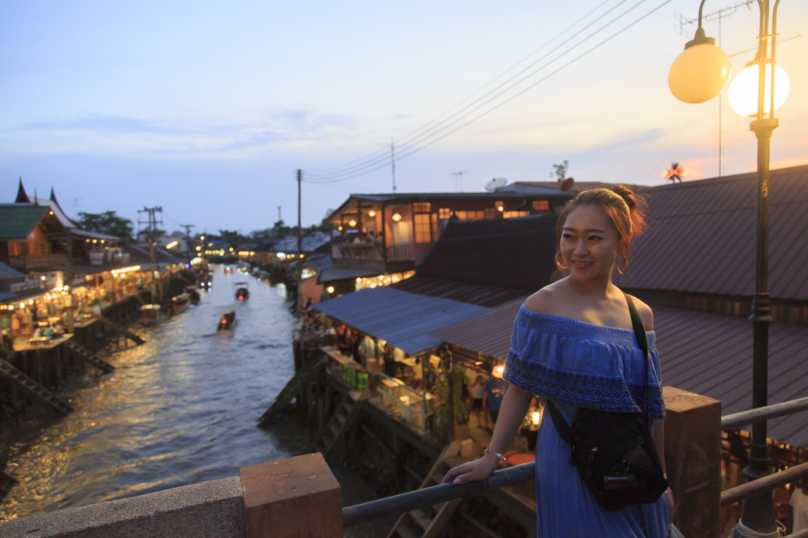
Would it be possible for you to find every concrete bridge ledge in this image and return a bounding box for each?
[0,476,245,538]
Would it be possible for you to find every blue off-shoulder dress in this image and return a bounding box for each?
[503,306,669,538]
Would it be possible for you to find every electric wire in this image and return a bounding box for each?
[305,0,669,184]
[304,0,618,179]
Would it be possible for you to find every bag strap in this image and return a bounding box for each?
[625,294,649,418]
[546,400,572,444]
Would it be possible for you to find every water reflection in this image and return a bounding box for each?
[1,266,309,520]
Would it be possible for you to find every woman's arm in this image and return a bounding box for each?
[655,418,675,522]
[442,384,533,485]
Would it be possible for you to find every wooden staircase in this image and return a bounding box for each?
[0,470,17,499]
[93,314,145,345]
[257,357,325,428]
[314,393,367,459]
[386,442,463,538]
[0,359,74,416]
[63,340,115,373]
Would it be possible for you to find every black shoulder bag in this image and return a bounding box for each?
[545,295,668,511]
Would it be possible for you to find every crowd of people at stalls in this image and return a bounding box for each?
[0,270,153,356]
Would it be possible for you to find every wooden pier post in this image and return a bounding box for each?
[663,386,722,538]
[240,453,342,538]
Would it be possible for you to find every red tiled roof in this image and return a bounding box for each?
[431,301,808,447]
[615,164,808,300]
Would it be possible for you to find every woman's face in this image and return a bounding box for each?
[560,204,623,282]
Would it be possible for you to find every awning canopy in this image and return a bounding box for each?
[313,286,489,355]
[318,266,381,284]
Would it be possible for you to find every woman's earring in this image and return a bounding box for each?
[616,255,629,275]
[555,251,568,270]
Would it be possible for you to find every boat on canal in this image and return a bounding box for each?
[171,292,191,314]
[186,286,201,305]
[234,282,249,301]
[217,311,236,331]
[139,304,163,326]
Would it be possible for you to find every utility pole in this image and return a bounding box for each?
[66,228,74,334]
[452,171,470,192]
[297,169,302,253]
[391,140,397,193]
[277,206,282,223]
[180,224,195,262]
[138,206,163,304]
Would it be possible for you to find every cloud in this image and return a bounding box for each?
[4,110,361,158]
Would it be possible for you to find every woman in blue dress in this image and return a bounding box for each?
[443,186,675,537]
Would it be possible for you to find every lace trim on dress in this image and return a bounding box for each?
[504,349,666,419]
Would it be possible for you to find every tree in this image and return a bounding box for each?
[77,211,134,242]
[665,163,684,183]
[218,229,242,244]
[550,160,569,182]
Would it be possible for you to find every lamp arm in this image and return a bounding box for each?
[696,0,708,34]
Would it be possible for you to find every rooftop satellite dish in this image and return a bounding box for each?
[485,178,508,192]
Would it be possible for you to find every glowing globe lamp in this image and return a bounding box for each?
[728,63,790,117]
[668,34,731,104]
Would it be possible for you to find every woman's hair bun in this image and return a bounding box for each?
[611,185,636,210]
[610,184,647,236]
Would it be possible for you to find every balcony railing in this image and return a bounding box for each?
[8,253,67,270]
[387,243,412,261]
[341,397,808,532]
[332,243,384,261]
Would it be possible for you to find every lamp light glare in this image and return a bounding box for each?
[326,286,335,294]
[532,412,541,425]
[392,213,402,222]
[668,42,731,104]
[349,220,357,227]
[368,210,376,217]
[728,63,790,117]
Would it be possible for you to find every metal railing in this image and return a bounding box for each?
[343,461,534,528]
[721,396,808,430]
[341,397,808,528]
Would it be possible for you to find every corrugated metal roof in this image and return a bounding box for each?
[414,213,560,292]
[429,299,523,358]
[0,262,23,279]
[393,276,528,307]
[318,266,380,284]
[654,305,808,447]
[615,164,808,300]
[0,206,49,240]
[312,286,489,355]
[431,301,808,447]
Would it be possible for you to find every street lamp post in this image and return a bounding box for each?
[668,1,789,537]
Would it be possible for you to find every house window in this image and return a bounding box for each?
[455,211,467,221]
[431,213,438,240]
[503,211,530,219]
[439,208,452,219]
[533,200,549,211]
[413,202,431,213]
[484,208,496,219]
[414,213,431,243]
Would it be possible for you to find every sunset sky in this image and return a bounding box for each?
[1,0,806,234]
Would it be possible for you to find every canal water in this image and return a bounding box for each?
[0,265,388,536]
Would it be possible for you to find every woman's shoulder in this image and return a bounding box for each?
[624,293,655,331]
[523,282,564,316]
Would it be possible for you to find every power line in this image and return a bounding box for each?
[303,0,618,180]
[304,0,670,184]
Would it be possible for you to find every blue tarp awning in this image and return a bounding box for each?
[313,286,489,355]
